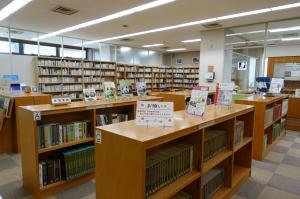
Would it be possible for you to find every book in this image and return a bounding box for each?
[119,79,133,98]
[204,130,228,162]
[136,82,147,96]
[103,82,116,99]
[96,113,129,126]
[234,120,244,147]
[214,83,234,106]
[203,167,224,199]
[83,88,97,101]
[187,86,209,116]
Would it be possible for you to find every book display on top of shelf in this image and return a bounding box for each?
[83,88,97,101]
[103,82,116,100]
[187,86,209,116]
[119,79,133,98]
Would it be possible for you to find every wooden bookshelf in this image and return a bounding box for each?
[0,91,51,154]
[235,94,289,160]
[95,104,254,199]
[18,95,162,198]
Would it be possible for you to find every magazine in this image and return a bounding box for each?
[103,82,116,99]
[119,80,133,98]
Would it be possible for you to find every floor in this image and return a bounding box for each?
[0,131,300,199]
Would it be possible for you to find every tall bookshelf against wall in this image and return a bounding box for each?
[37,57,200,99]
[18,96,162,198]
[96,104,254,199]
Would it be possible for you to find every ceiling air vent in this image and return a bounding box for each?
[202,22,222,29]
[52,6,79,15]
[161,46,169,49]
[120,38,134,42]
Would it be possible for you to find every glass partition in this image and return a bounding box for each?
[0,27,10,54]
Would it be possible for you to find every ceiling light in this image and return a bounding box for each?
[269,26,300,33]
[167,48,186,52]
[34,0,175,40]
[226,30,265,37]
[142,43,164,47]
[281,37,300,41]
[82,2,300,45]
[119,46,131,52]
[181,38,201,43]
[0,0,32,21]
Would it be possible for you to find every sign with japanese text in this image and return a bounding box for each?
[136,101,174,127]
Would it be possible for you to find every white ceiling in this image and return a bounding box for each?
[1,0,300,52]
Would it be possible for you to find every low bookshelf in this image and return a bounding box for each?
[18,95,162,198]
[235,94,289,160]
[95,104,254,199]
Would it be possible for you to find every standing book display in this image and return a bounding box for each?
[136,82,147,96]
[214,83,234,107]
[120,79,133,98]
[187,86,209,116]
[103,82,116,100]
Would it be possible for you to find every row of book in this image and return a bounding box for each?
[272,122,281,141]
[38,121,91,149]
[234,120,245,147]
[274,103,281,120]
[265,107,274,126]
[145,144,194,197]
[204,130,228,162]
[42,84,83,92]
[96,113,129,126]
[203,167,224,199]
[39,145,95,187]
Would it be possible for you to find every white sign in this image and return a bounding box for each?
[51,97,71,106]
[187,86,209,116]
[269,78,284,94]
[136,101,174,127]
[215,83,234,106]
[295,89,300,98]
[237,61,247,71]
[83,88,97,101]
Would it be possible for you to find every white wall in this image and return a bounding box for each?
[0,54,36,85]
[266,44,300,57]
[199,29,225,90]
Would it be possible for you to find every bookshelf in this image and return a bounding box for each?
[0,92,51,154]
[37,57,199,100]
[235,94,289,160]
[95,104,254,199]
[18,95,162,198]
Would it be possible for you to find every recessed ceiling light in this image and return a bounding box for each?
[82,2,300,45]
[269,26,300,33]
[142,43,164,47]
[281,37,300,41]
[167,48,186,52]
[181,38,201,43]
[34,0,175,40]
[0,0,32,21]
[226,30,265,37]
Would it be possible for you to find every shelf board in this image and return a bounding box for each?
[210,187,231,199]
[38,137,94,154]
[203,150,232,173]
[234,137,252,152]
[232,166,251,187]
[148,171,201,199]
[264,121,273,129]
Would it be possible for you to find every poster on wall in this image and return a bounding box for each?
[187,86,209,116]
[192,57,199,64]
[237,61,247,71]
[136,101,174,127]
[214,83,234,106]
[103,82,116,100]
[176,58,183,64]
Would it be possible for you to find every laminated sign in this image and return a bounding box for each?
[136,101,174,127]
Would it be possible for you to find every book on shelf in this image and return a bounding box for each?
[234,120,244,147]
[119,79,133,98]
[136,82,147,96]
[203,167,224,199]
[273,103,281,120]
[273,122,281,141]
[39,145,95,188]
[103,82,116,100]
[281,99,288,116]
[96,113,129,126]
[145,144,194,198]
[281,118,286,132]
[171,191,192,199]
[264,107,274,126]
[37,120,91,149]
[204,130,228,162]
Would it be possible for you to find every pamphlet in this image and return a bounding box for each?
[136,82,147,96]
[103,82,116,100]
[269,78,284,94]
[187,86,209,116]
[136,101,174,127]
[215,83,234,106]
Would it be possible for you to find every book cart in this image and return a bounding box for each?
[18,95,162,198]
[235,94,289,160]
[0,92,51,154]
[96,104,254,199]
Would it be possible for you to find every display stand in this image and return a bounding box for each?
[18,95,162,198]
[235,94,289,160]
[96,104,254,199]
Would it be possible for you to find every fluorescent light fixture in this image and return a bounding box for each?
[0,0,32,21]
[83,2,300,45]
[227,38,281,45]
[281,37,300,41]
[35,0,175,40]
[271,2,300,11]
[167,48,186,52]
[142,43,164,47]
[181,38,201,43]
[226,30,265,37]
[119,46,131,52]
[269,26,300,33]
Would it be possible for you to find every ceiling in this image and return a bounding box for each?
[1,0,300,52]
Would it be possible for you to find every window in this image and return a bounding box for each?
[61,48,85,59]
[0,41,9,53]
[24,44,38,55]
[39,45,57,56]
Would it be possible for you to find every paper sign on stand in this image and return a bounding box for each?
[269,78,284,94]
[187,86,209,116]
[136,101,174,127]
[215,83,234,106]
